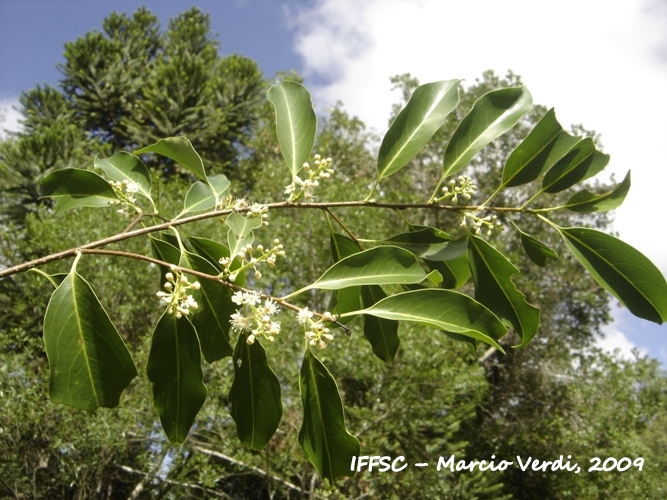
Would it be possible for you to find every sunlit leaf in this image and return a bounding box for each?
[502,108,582,187]
[442,86,533,179]
[267,81,317,177]
[40,168,118,214]
[299,349,360,481]
[377,79,460,180]
[147,312,207,443]
[467,235,540,348]
[43,266,136,412]
[225,211,263,261]
[561,171,631,213]
[178,181,216,218]
[344,289,507,350]
[94,151,153,204]
[135,136,207,182]
[541,138,610,193]
[557,226,667,323]
[289,245,427,297]
[366,227,467,261]
[229,335,282,451]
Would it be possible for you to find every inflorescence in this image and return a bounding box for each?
[285,154,334,202]
[156,267,200,318]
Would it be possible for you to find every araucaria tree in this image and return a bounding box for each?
[2,69,666,492]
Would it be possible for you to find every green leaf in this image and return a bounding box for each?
[541,138,610,193]
[229,335,282,451]
[299,349,360,482]
[289,245,427,297]
[135,136,207,182]
[150,236,234,362]
[208,173,231,200]
[361,285,400,362]
[367,227,467,261]
[188,236,246,286]
[442,86,533,179]
[425,257,471,289]
[40,168,119,214]
[561,170,631,213]
[327,231,362,319]
[147,312,207,443]
[94,151,153,204]
[517,229,558,267]
[178,181,216,218]
[43,267,136,412]
[557,226,667,323]
[267,81,317,177]
[502,108,582,187]
[225,211,264,261]
[343,289,507,351]
[377,80,460,180]
[467,235,540,348]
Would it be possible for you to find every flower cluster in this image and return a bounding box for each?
[437,175,477,204]
[462,212,504,236]
[156,268,200,318]
[298,307,335,349]
[219,239,286,281]
[230,290,281,344]
[108,179,142,217]
[284,154,334,201]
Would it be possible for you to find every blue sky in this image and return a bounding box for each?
[2,0,667,364]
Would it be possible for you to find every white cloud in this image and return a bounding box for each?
[292,0,667,275]
[0,97,22,139]
[598,323,646,361]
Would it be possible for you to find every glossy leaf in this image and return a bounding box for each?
[229,335,282,451]
[343,289,507,350]
[299,349,360,482]
[542,138,610,193]
[188,236,246,286]
[135,136,207,182]
[502,108,582,187]
[147,312,207,443]
[290,245,427,296]
[40,168,118,214]
[43,267,136,412]
[426,257,471,289]
[94,151,153,203]
[557,226,667,323]
[562,170,631,213]
[327,231,362,319]
[267,81,317,177]
[151,236,234,362]
[361,285,400,361]
[367,227,467,261]
[517,229,558,267]
[442,86,533,179]
[467,235,540,348]
[377,79,460,179]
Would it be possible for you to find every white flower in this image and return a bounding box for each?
[298,307,313,324]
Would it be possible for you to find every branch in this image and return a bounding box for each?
[0,200,534,280]
[116,464,231,499]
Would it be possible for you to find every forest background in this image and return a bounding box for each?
[1,2,667,499]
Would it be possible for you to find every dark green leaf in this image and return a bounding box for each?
[562,170,631,213]
[40,168,118,214]
[361,285,399,362]
[377,80,460,180]
[467,235,540,348]
[517,229,558,267]
[442,86,533,179]
[327,231,362,319]
[542,138,610,193]
[557,226,667,323]
[367,227,467,261]
[135,136,207,182]
[43,268,136,412]
[267,82,317,177]
[502,108,582,187]
[94,151,153,203]
[229,335,282,451]
[425,257,471,289]
[299,349,360,481]
[344,289,507,350]
[147,312,207,443]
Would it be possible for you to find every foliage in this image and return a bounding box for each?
[1,65,666,498]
